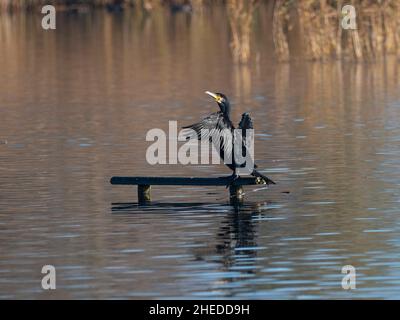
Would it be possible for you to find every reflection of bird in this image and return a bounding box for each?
[183,91,275,186]
[169,0,192,13]
[106,0,124,12]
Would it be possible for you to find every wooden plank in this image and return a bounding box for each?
[110,176,265,186]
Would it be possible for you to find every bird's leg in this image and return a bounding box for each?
[225,171,239,188]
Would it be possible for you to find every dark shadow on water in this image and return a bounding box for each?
[111,201,274,214]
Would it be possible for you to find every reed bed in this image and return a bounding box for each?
[273,0,400,61]
[0,0,205,12]
[1,0,399,62]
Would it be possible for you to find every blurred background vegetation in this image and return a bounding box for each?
[1,0,400,63]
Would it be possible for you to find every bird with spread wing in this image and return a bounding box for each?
[182,91,275,187]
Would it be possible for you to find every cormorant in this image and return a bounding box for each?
[182,91,275,186]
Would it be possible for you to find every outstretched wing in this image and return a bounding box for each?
[237,112,257,169]
[239,113,275,183]
[238,112,254,151]
[238,112,253,130]
[181,112,234,161]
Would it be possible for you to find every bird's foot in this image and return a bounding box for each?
[255,177,267,185]
[225,173,240,188]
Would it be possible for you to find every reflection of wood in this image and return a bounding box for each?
[233,65,251,103]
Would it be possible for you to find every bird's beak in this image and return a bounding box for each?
[205,91,219,101]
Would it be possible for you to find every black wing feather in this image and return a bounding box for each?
[239,113,275,184]
[181,112,234,157]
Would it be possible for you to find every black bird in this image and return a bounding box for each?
[182,91,275,186]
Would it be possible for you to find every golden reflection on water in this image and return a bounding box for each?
[1,8,400,299]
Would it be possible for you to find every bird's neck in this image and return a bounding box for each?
[222,104,231,118]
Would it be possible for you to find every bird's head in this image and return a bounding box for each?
[205,91,230,116]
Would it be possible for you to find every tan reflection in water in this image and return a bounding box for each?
[0,8,400,298]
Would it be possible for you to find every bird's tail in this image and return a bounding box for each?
[252,169,276,185]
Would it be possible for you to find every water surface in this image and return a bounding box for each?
[1,8,400,299]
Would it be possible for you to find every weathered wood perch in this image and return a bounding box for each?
[110,176,267,204]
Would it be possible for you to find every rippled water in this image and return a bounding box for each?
[1,8,400,299]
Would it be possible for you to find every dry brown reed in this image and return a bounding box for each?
[226,0,259,64]
[1,0,400,62]
[273,0,400,61]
